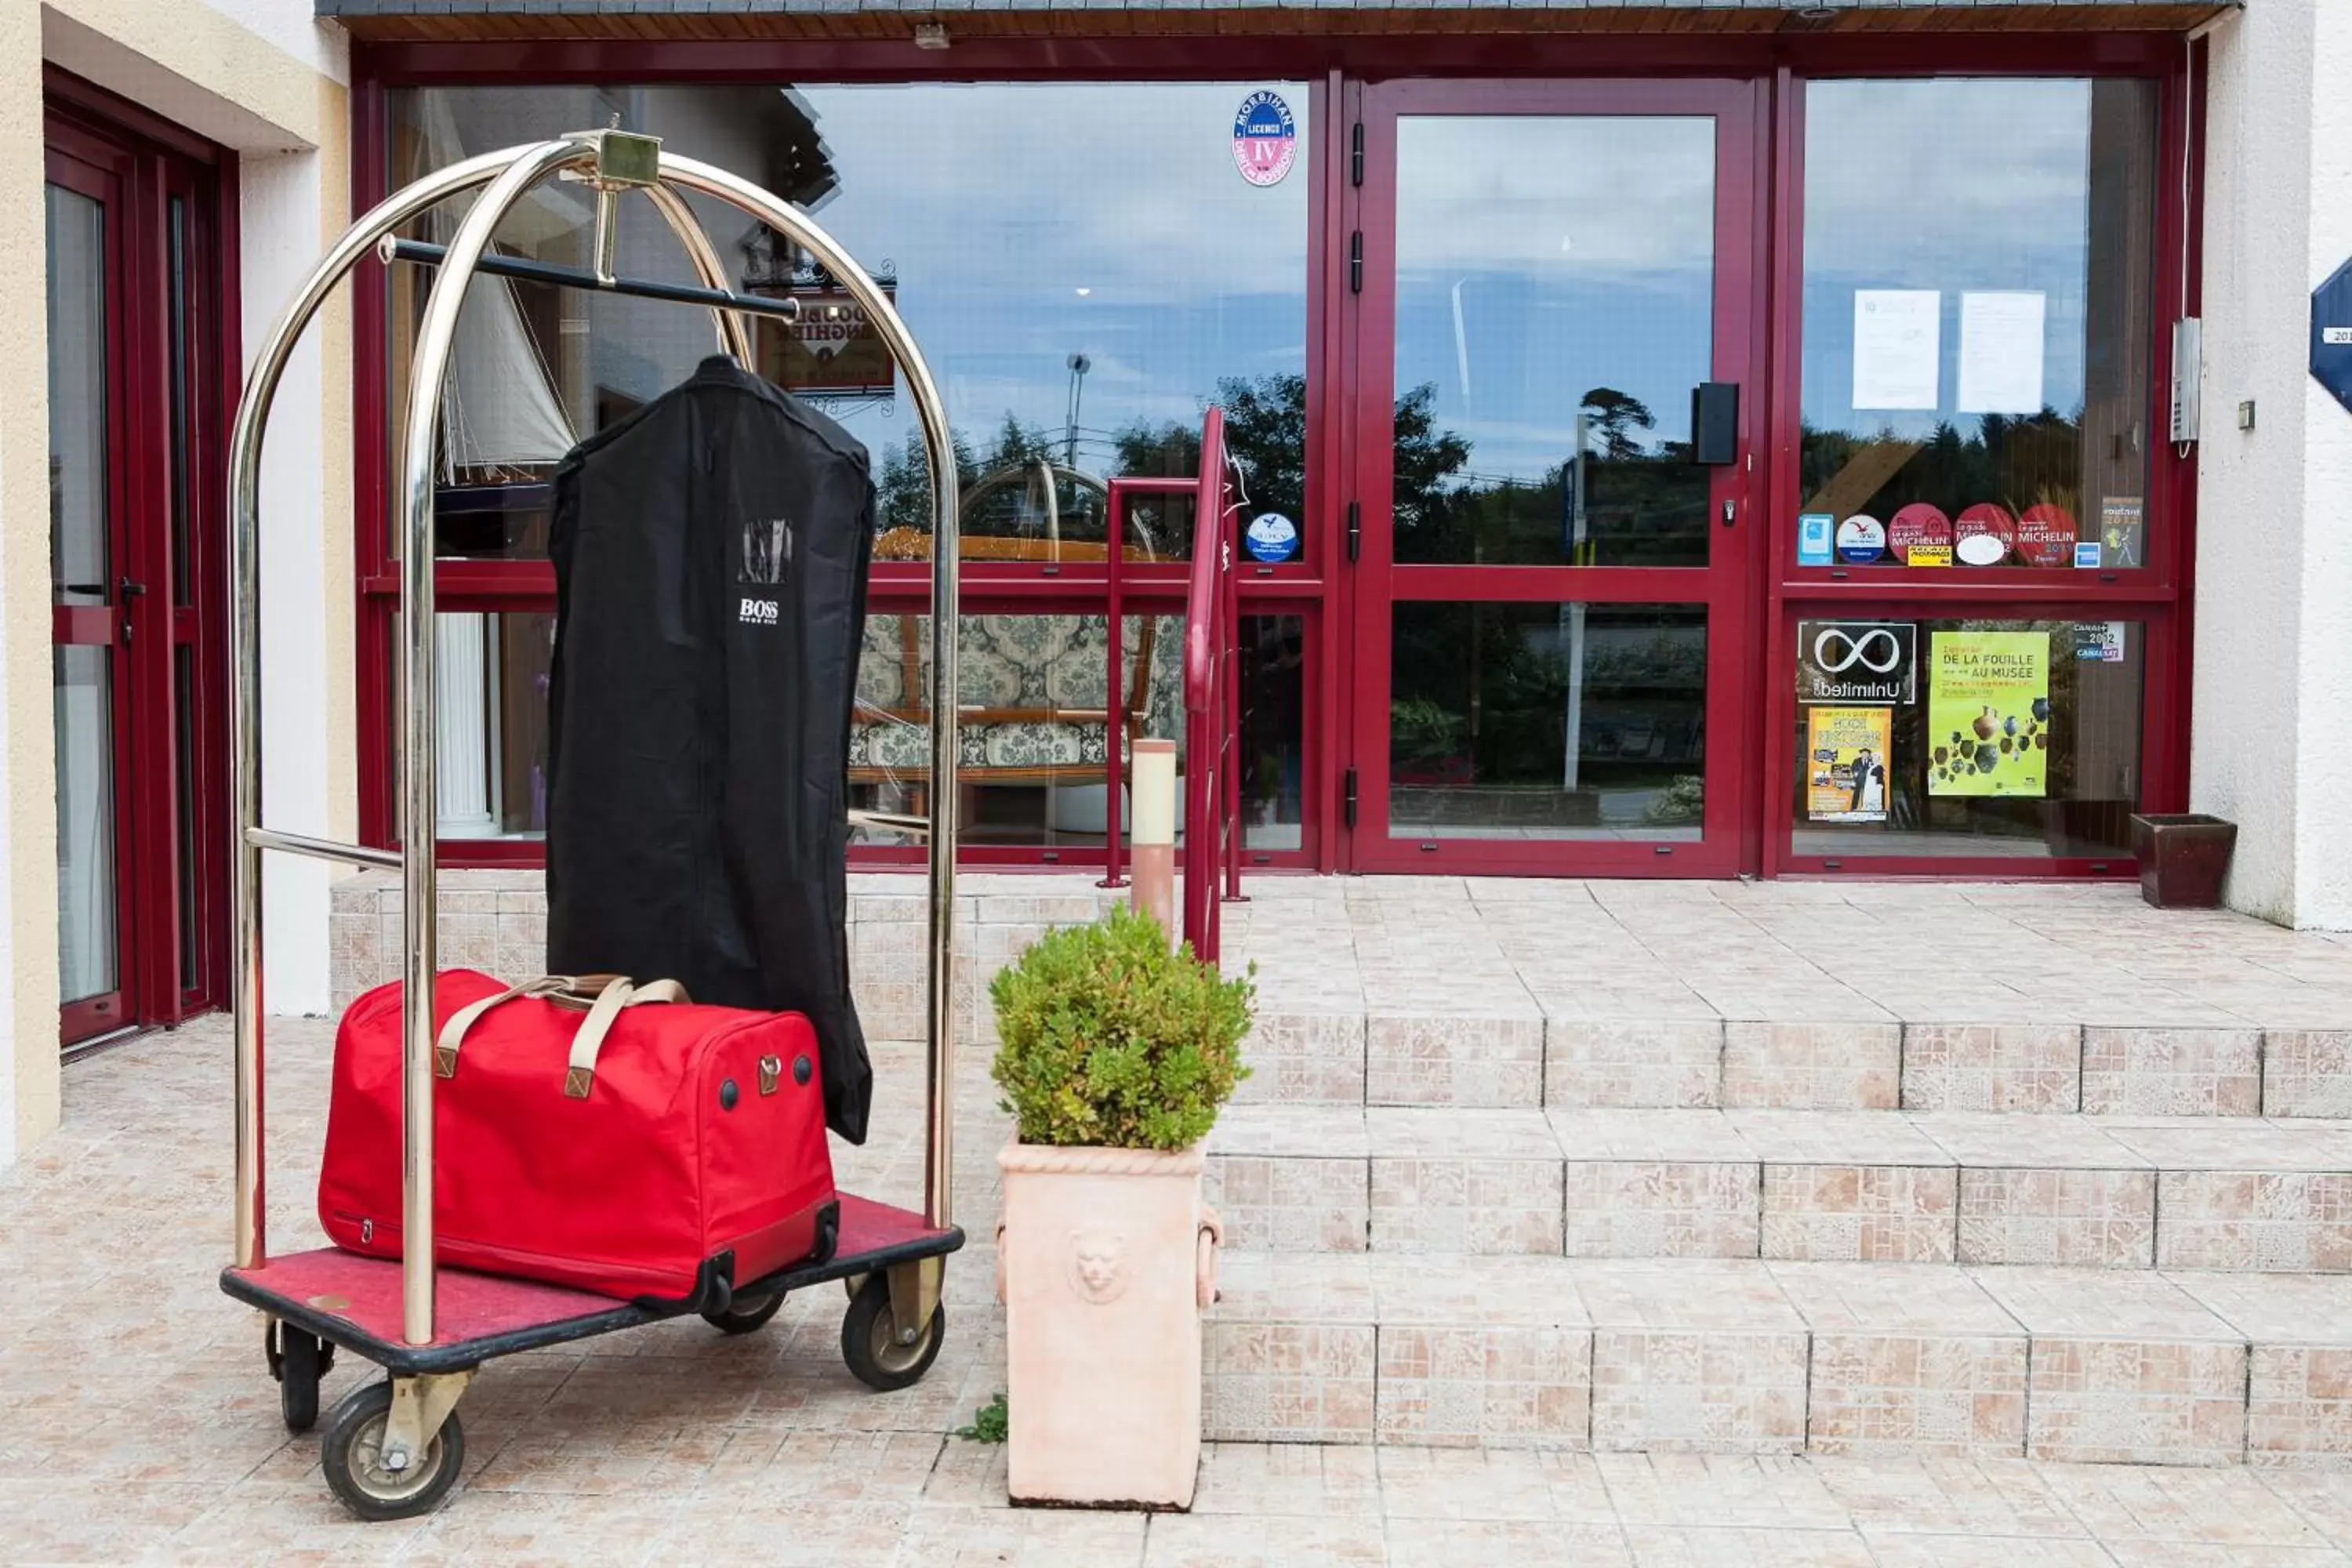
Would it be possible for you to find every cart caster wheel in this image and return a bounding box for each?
[702,1288,784,1336]
[321,1382,465,1522]
[277,1327,325,1433]
[840,1273,945,1392]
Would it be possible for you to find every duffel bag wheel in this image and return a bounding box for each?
[321,1382,465,1523]
[278,1326,325,1433]
[840,1273,945,1392]
[702,1289,785,1336]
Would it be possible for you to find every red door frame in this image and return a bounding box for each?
[1756,57,2201,880]
[346,31,2199,884]
[1342,77,1769,877]
[44,71,237,1041]
[44,140,139,1043]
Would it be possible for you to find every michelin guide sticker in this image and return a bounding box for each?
[1233,91,1298,187]
[1245,512,1300,564]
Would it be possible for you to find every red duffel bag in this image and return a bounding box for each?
[318,969,837,1301]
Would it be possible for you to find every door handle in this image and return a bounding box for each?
[1720,500,1736,528]
[118,577,147,599]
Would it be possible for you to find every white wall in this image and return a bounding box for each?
[193,0,347,85]
[2193,0,2352,929]
[244,147,339,1014]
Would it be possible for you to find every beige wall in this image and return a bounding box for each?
[5,0,349,1161]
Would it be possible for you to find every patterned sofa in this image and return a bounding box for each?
[849,612,1185,788]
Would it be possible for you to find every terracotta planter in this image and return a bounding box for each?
[996,1142,1221,1509]
[2131,813,2238,909]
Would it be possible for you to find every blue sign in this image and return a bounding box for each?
[1245,512,1299,563]
[1232,91,1298,187]
[1798,513,1835,567]
[2074,540,2103,569]
[2314,259,2352,415]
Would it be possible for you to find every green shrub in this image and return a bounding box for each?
[989,906,1254,1151]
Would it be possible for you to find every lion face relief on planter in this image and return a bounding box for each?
[990,906,1254,1510]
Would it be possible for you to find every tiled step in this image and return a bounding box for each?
[1200,1105,2352,1271]
[1201,1253,2352,1467]
[1235,1011,2352,1116]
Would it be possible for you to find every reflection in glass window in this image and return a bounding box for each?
[1790,618,2144,858]
[850,611,1185,849]
[1800,80,2157,571]
[393,82,1311,564]
[1392,116,1716,568]
[1391,603,1706,840]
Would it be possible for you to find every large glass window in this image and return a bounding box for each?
[1799,80,2158,573]
[1391,603,1707,841]
[1789,615,2145,860]
[387,82,1311,852]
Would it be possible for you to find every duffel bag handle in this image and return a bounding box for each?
[432,974,690,1096]
[561,976,688,1099]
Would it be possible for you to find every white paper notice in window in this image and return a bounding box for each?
[1851,289,1941,411]
[1958,291,2046,415]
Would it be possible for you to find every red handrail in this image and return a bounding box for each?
[1181,407,1238,964]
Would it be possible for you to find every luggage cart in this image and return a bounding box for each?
[216,129,967,1521]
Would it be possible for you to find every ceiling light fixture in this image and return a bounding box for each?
[913,23,951,49]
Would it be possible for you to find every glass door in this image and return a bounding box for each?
[45,151,136,1043]
[43,90,228,1047]
[1347,82,1762,875]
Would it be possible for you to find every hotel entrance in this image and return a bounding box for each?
[1341,82,1764,875]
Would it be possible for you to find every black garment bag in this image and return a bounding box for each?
[546,354,876,1142]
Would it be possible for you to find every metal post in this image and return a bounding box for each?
[228,145,539,1276]
[1101,480,1127,890]
[655,155,963,1230]
[394,140,593,1345]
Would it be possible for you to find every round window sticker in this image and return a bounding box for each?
[1955,503,2016,566]
[1835,514,1886,564]
[1244,511,1299,564]
[2016,503,2078,568]
[1888,503,1952,565]
[1232,91,1298,187]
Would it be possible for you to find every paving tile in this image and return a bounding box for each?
[1384,1516,1634,1567]
[2038,1462,2333,1544]
[1553,1110,1760,1261]
[1619,1525,1877,1566]
[1773,1264,2027,1459]
[1720,1022,1901,1110]
[1593,1453,1853,1529]
[1971,1270,2248,1465]
[1544,1019,1723,1109]
[2080,1028,2264,1117]
[1377,1446,1577,1519]
[1860,1538,2122,1568]
[1958,1167,2158,1268]
[2263,1468,2352,1546]
[2167,1273,2352,1466]
[2090,1123,2352,1271]
[1366,1014,1545,1109]
[1190,1443,1381,1518]
[1902,1025,2085,1113]
[1234,1011,1368,1105]
[2264,1033,2352,1119]
[1808,1456,2090,1537]
[1140,1513,1388,1567]
[1368,1109,1564,1256]
[1576,1265,1809,1455]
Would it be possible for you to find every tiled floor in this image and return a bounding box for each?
[1218,876,2352,1033]
[24,876,2352,1560]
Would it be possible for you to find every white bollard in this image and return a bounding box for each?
[1131,738,1177,940]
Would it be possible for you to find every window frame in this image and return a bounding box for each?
[348,30,2201,880]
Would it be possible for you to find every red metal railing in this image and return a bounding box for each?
[1181,407,1243,964]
